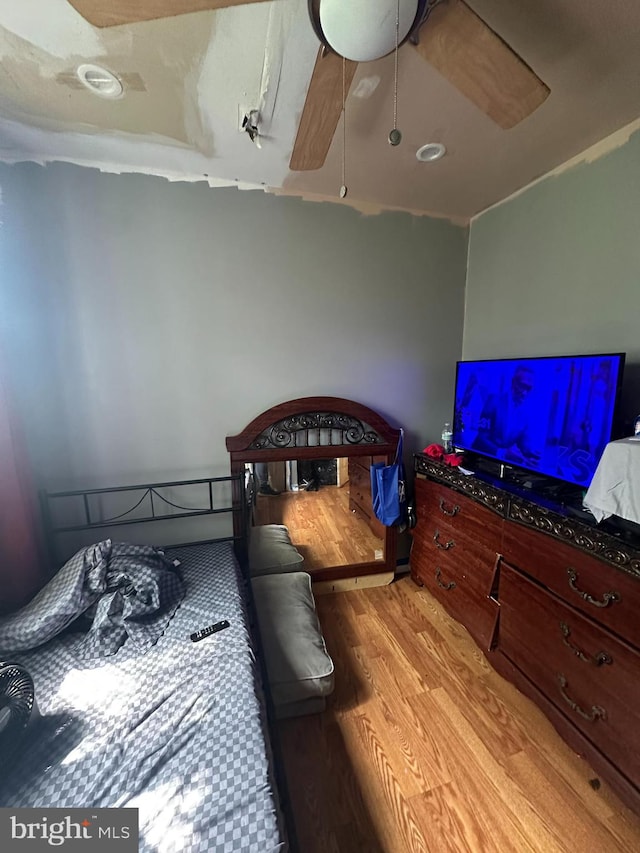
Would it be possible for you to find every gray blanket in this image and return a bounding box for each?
[0,540,184,657]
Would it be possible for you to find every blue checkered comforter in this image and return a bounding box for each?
[0,542,287,853]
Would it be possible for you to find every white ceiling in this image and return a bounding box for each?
[1,0,639,222]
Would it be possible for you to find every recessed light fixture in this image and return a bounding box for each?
[77,64,123,99]
[416,142,446,162]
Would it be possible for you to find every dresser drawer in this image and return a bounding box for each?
[349,458,370,492]
[498,563,640,787]
[412,546,498,650]
[411,521,497,598]
[503,520,640,649]
[413,478,500,596]
[415,478,502,547]
[349,495,386,539]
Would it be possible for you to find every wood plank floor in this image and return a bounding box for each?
[277,575,640,852]
[255,485,385,572]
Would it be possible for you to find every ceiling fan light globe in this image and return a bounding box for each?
[319,0,419,62]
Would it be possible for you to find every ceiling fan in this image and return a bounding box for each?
[67,0,550,171]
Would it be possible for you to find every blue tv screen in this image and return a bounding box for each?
[453,353,625,488]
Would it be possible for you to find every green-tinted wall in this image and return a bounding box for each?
[465,129,640,429]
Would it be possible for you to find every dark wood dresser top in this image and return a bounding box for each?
[414,453,640,580]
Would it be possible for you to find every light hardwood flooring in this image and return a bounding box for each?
[254,485,385,572]
[277,575,640,852]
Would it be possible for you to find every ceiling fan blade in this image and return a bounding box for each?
[67,0,269,28]
[290,48,357,172]
[413,0,550,129]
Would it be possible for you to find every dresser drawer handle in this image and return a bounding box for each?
[567,569,620,609]
[433,530,455,550]
[557,675,606,722]
[435,568,456,590]
[559,622,613,667]
[438,498,459,517]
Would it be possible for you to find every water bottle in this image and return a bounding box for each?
[635,415,640,436]
[441,422,453,454]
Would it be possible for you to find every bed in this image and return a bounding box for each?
[0,475,289,853]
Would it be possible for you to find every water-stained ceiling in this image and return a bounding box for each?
[0,0,639,222]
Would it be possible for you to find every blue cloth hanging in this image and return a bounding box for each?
[370,429,407,527]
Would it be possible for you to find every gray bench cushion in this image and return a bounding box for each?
[248,524,304,577]
[252,572,334,711]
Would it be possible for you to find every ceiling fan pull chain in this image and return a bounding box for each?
[389,0,402,146]
[340,55,348,198]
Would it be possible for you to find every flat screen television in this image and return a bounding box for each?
[452,353,626,489]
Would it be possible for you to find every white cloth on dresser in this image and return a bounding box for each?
[583,437,640,524]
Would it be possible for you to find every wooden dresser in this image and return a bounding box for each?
[348,456,386,539]
[411,453,640,814]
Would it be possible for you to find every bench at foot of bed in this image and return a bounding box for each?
[252,571,335,719]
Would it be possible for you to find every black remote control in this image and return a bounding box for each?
[190,620,230,642]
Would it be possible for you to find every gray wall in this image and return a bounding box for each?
[464,130,640,430]
[0,163,467,495]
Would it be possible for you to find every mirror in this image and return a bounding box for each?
[226,396,400,582]
[250,457,386,574]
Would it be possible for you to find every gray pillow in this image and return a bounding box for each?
[248,524,304,577]
[252,571,334,707]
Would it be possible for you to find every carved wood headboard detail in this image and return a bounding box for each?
[226,396,400,580]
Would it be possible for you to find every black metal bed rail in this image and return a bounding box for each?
[40,474,248,565]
